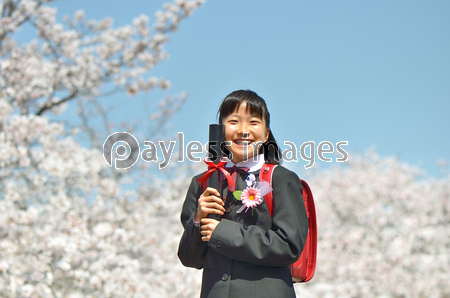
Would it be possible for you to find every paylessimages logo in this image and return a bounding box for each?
[103,132,348,169]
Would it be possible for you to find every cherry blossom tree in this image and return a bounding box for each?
[0,0,204,296]
[1,0,199,143]
[294,151,450,297]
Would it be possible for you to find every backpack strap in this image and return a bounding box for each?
[259,164,277,217]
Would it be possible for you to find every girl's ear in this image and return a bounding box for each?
[264,128,270,142]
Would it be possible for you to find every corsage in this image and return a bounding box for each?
[233,174,273,214]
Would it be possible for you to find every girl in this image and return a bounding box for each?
[178,90,308,297]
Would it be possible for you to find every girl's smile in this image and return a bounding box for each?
[233,139,252,146]
[223,101,270,163]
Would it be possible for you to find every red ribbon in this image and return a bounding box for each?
[196,158,235,189]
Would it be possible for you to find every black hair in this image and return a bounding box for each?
[217,90,282,165]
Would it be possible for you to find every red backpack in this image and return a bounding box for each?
[260,164,317,283]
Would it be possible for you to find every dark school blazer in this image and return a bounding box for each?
[178,165,309,298]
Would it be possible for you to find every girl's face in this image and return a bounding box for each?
[223,101,270,164]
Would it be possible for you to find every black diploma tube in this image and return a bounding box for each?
[207,124,225,221]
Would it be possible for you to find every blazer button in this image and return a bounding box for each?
[221,273,229,281]
[225,206,232,213]
[217,241,222,248]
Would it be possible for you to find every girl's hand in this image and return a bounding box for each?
[200,218,220,242]
[195,187,225,222]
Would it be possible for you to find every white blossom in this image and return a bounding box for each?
[0,1,204,296]
[294,151,449,297]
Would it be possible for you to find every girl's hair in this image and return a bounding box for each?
[217,90,282,165]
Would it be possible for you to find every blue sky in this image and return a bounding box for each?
[50,0,449,177]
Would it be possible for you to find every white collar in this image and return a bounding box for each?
[224,154,265,172]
